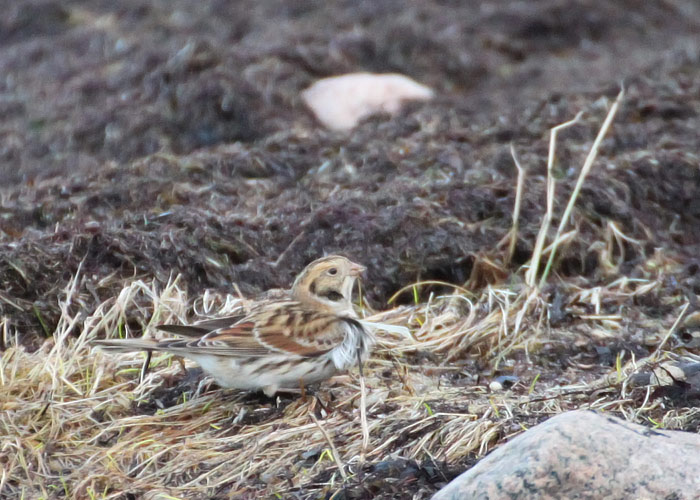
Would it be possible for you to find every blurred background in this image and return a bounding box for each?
[1,0,699,345]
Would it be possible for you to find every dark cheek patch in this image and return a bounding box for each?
[310,279,343,302]
[322,291,344,302]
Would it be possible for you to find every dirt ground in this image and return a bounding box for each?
[1,1,700,499]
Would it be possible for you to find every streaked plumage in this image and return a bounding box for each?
[92,255,373,396]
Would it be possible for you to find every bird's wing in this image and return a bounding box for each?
[155,291,291,338]
[157,314,247,338]
[158,302,351,358]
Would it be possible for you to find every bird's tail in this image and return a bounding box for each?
[91,338,160,353]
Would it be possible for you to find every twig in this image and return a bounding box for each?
[387,281,474,304]
[650,302,689,361]
[539,88,625,288]
[357,348,370,464]
[309,413,348,481]
[139,350,153,384]
[274,230,306,267]
[526,112,584,287]
[506,144,526,266]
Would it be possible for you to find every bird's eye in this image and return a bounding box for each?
[328,268,338,275]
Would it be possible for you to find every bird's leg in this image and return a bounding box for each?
[194,376,215,398]
[176,356,187,374]
[299,378,307,400]
[356,346,367,485]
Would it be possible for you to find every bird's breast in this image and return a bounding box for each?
[329,319,374,371]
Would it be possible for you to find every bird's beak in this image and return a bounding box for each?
[349,262,366,277]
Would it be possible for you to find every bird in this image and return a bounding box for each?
[92,255,373,397]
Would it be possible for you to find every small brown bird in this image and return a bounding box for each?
[92,255,372,397]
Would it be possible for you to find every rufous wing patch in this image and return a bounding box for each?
[256,312,346,357]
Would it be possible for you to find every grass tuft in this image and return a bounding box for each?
[2,92,696,499]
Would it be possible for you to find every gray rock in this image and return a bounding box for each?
[432,410,700,500]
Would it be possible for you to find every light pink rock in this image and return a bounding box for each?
[301,72,434,130]
[432,410,700,500]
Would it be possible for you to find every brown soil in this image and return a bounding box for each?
[1,1,700,499]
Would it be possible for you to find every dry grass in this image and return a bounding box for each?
[2,92,699,499]
[1,256,696,500]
